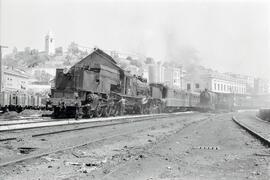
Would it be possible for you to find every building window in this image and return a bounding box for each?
[187,83,191,90]
[195,83,199,89]
[214,83,216,90]
[218,84,220,91]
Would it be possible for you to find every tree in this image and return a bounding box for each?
[65,42,88,63]
[129,59,142,67]
[67,42,79,55]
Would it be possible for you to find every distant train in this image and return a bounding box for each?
[0,91,46,113]
[48,48,233,118]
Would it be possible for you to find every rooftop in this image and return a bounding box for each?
[3,66,31,79]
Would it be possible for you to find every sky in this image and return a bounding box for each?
[1,0,270,78]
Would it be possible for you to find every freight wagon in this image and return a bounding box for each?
[0,91,45,112]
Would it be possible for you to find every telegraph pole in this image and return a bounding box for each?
[0,45,8,92]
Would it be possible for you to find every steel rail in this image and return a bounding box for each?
[0,113,203,167]
[232,116,270,147]
[0,118,52,126]
[0,131,140,167]
[0,113,192,142]
[0,117,39,121]
[0,115,158,127]
[0,112,195,132]
[0,114,163,132]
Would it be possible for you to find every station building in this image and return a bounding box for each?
[148,62,184,89]
[163,65,183,89]
[207,72,247,95]
[183,66,210,92]
[2,66,30,92]
[225,73,255,94]
[183,66,247,95]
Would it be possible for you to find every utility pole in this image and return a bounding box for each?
[0,45,8,92]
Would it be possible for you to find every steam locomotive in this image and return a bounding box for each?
[49,48,222,118]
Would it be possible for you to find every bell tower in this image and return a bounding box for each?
[45,31,55,55]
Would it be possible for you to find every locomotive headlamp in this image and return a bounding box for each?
[63,68,69,74]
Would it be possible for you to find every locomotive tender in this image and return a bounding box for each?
[49,48,221,118]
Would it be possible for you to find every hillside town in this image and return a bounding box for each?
[1,31,269,98]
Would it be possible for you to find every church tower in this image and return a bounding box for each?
[45,31,55,55]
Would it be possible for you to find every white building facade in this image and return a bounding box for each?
[208,73,246,95]
[2,67,30,92]
[148,62,184,89]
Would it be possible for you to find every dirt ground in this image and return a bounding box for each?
[0,110,50,120]
[0,112,269,180]
[100,113,270,180]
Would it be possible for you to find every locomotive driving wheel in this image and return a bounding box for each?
[110,105,119,116]
[157,104,162,114]
[89,113,94,118]
[142,104,150,114]
[103,106,110,117]
[95,105,103,117]
[84,106,94,118]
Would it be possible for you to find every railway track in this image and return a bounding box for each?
[0,112,195,132]
[0,112,209,168]
[0,118,49,126]
[0,112,194,142]
[232,116,270,147]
